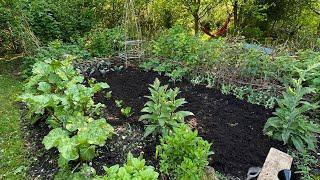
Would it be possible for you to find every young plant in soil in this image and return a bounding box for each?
[104,91,112,100]
[139,78,194,137]
[121,106,133,118]
[156,124,212,180]
[95,152,159,179]
[115,99,123,108]
[264,66,320,153]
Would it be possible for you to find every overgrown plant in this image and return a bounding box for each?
[264,65,320,152]
[156,124,212,180]
[139,78,194,137]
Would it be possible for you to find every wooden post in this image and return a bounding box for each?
[257,148,293,180]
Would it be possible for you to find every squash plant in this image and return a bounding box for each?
[139,78,193,137]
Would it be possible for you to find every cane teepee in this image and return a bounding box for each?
[119,0,143,67]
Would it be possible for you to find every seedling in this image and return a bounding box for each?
[115,100,123,108]
[105,91,112,100]
[121,106,134,118]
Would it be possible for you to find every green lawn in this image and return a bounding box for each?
[0,59,28,179]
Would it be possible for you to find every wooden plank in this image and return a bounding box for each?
[257,148,293,180]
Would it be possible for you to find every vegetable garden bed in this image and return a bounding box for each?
[26,66,287,179]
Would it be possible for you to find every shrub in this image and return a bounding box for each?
[263,66,320,152]
[95,152,159,180]
[139,78,193,137]
[84,27,124,57]
[156,124,212,180]
[150,26,201,65]
[21,40,90,78]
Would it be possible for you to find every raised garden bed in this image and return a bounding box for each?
[25,66,287,179]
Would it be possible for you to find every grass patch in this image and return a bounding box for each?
[0,59,28,179]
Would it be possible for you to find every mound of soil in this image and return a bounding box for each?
[92,67,286,178]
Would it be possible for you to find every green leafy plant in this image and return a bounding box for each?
[19,57,114,169]
[43,116,114,167]
[19,57,108,124]
[85,27,124,57]
[115,100,123,108]
[139,58,161,72]
[121,107,133,118]
[105,91,113,100]
[95,152,159,180]
[54,163,97,179]
[205,73,216,88]
[264,67,320,152]
[156,124,212,180]
[221,84,233,95]
[139,78,194,137]
[165,66,189,83]
[290,150,318,180]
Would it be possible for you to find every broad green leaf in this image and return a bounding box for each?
[291,136,305,152]
[42,128,69,149]
[58,137,79,161]
[37,82,52,93]
[144,125,157,137]
[77,119,114,146]
[79,145,96,161]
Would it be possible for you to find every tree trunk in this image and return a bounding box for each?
[317,21,320,37]
[194,14,200,36]
[233,0,238,30]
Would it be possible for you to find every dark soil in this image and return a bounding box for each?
[25,66,288,179]
[91,67,287,178]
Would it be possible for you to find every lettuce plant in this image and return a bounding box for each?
[139,78,193,137]
[95,152,159,180]
[156,124,212,180]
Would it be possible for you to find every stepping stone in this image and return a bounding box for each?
[258,148,293,180]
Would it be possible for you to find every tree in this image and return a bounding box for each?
[178,0,222,36]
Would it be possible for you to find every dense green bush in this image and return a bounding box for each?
[25,0,106,43]
[156,124,212,180]
[0,1,39,55]
[139,78,193,137]
[84,27,124,57]
[27,0,62,43]
[21,40,90,78]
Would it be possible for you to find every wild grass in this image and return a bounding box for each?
[0,59,28,179]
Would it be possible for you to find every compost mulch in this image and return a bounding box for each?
[26,67,288,179]
[92,67,287,178]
